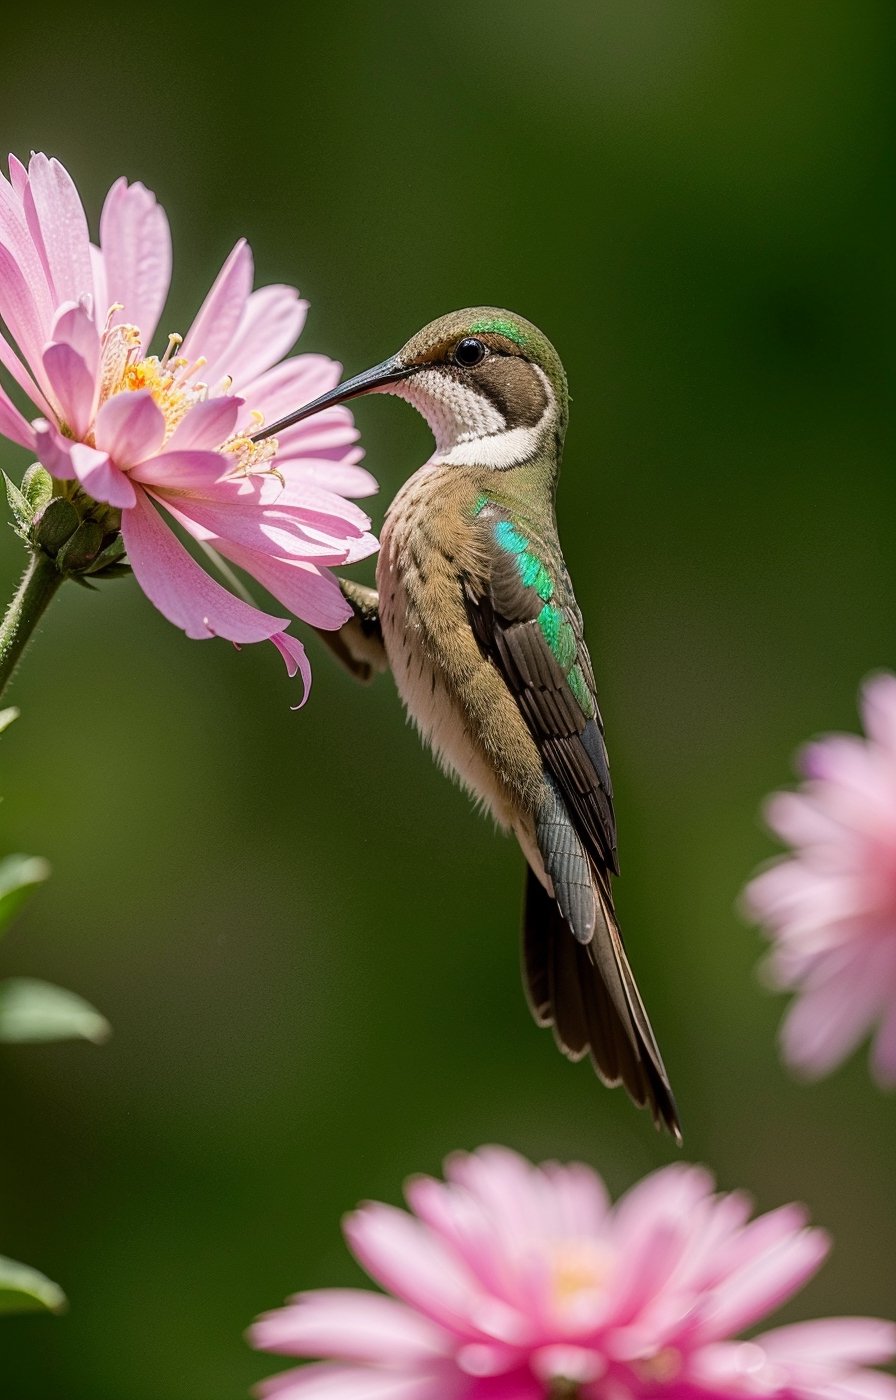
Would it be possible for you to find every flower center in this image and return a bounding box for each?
[549,1241,612,1311]
[98,313,279,478]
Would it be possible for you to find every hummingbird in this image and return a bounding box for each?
[255,308,681,1141]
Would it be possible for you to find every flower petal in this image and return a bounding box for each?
[212,537,352,630]
[69,442,136,508]
[215,283,308,388]
[271,632,312,705]
[345,1201,480,1337]
[50,298,100,377]
[165,396,240,452]
[93,389,167,467]
[0,239,55,386]
[250,1290,452,1364]
[758,1318,896,1370]
[0,379,36,449]
[24,153,93,308]
[99,177,172,345]
[181,239,253,370]
[255,1363,450,1400]
[121,487,290,642]
[42,342,96,438]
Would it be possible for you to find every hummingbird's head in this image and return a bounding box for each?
[254,307,569,471]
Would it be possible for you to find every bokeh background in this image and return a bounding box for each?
[1,3,895,1396]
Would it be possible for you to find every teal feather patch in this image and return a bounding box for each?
[493,520,529,555]
[472,493,490,517]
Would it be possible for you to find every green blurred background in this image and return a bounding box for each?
[1,3,894,1395]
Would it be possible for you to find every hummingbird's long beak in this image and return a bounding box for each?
[250,355,411,442]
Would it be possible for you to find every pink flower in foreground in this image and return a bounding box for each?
[744,674,896,1086]
[0,152,378,694]
[249,1145,896,1400]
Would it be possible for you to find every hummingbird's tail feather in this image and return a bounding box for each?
[522,867,682,1144]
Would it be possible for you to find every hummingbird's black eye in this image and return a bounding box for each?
[453,337,487,368]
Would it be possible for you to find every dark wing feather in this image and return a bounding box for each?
[467,505,680,1142]
[462,508,617,877]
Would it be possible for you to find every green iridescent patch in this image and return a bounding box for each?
[469,317,528,347]
[517,552,553,601]
[538,603,560,652]
[554,620,577,670]
[472,493,491,517]
[493,520,528,554]
[567,664,595,718]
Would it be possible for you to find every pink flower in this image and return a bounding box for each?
[249,1145,896,1400]
[0,152,378,694]
[744,673,896,1085]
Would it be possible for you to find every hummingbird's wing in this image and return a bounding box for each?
[463,505,680,1141]
[462,508,617,879]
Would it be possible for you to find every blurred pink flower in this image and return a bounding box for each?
[744,673,896,1085]
[0,152,378,694]
[249,1145,896,1400]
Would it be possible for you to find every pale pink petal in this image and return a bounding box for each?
[275,412,362,458]
[128,449,228,489]
[0,168,54,338]
[696,1221,830,1340]
[271,632,312,705]
[345,1202,481,1335]
[216,283,308,387]
[0,380,36,449]
[90,244,108,323]
[212,538,352,630]
[258,476,372,535]
[24,154,94,307]
[255,1364,452,1400]
[120,487,290,642]
[69,443,136,508]
[99,177,171,344]
[93,389,167,467]
[7,154,28,196]
[165,396,240,452]
[50,298,100,376]
[34,417,78,479]
[0,240,55,383]
[240,355,344,425]
[278,457,379,500]
[250,1290,452,1363]
[180,239,253,368]
[0,321,51,413]
[42,342,95,437]
[779,957,885,1078]
[758,1318,896,1369]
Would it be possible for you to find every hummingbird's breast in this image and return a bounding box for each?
[377,464,544,830]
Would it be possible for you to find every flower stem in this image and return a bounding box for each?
[0,550,63,701]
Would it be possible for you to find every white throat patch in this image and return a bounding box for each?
[392,365,555,470]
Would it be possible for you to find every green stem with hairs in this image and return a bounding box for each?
[0,550,63,701]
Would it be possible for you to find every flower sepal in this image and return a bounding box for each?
[6,466,130,584]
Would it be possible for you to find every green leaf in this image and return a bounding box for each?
[0,1254,67,1314]
[0,978,110,1044]
[0,707,18,735]
[20,465,52,514]
[0,854,50,938]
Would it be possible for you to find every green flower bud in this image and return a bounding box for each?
[30,497,79,557]
[55,520,104,574]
